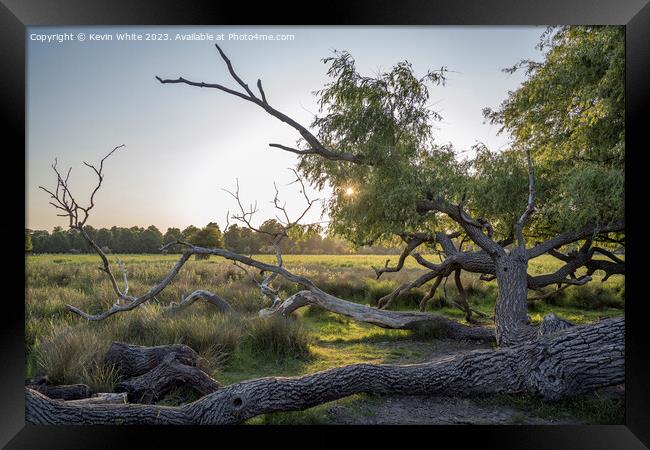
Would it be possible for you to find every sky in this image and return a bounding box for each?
[27,26,546,233]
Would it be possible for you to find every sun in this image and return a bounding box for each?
[344,187,356,197]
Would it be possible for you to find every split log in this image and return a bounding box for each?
[26,383,91,401]
[25,317,623,425]
[116,352,221,403]
[104,342,199,378]
[260,289,495,342]
[66,392,128,405]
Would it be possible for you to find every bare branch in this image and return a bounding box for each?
[527,275,592,302]
[527,221,624,259]
[591,247,624,265]
[67,253,193,321]
[165,290,232,315]
[372,233,433,279]
[157,45,364,164]
[256,79,267,103]
[417,196,505,258]
[516,148,536,251]
[419,275,443,311]
[40,146,131,303]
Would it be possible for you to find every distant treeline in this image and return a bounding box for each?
[25,219,402,255]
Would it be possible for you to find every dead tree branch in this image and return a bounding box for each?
[516,148,536,251]
[156,44,364,164]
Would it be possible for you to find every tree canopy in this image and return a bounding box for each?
[299,26,624,247]
[483,26,624,237]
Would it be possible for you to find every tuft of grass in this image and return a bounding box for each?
[34,324,109,386]
[81,361,121,393]
[243,316,312,360]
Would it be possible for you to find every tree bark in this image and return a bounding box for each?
[260,289,495,342]
[104,342,199,378]
[104,342,220,403]
[116,352,221,403]
[65,392,128,405]
[25,317,623,425]
[165,290,232,315]
[494,249,533,346]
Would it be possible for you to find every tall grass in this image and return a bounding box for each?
[243,316,311,360]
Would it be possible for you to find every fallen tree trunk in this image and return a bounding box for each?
[116,352,221,403]
[260,289,495,342]
[25,316,623,425]
[26,384,91,401]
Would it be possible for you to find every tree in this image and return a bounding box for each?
[188,224,223,259]
[162,227,183,253]
[48,226,68,253]
[30,30,624,423]
[95,228,113,250]
[154,37,623,347]
[189,224,223,247]
[180,225,199,241]
[163,227,182,243]
[25,231,33,253]
[140,225,164,253]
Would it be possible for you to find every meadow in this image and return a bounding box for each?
[25,253,625,424]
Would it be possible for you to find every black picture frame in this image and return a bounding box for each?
[3,1,649,448]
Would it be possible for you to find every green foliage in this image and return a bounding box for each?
[25,231,33,253]
[483,26,624,235]
[295,27,623,246]
[188,224,224,248]
[28,225,165,254]
[223,224,257,254]
[28,222,357,255]
[298,50,450,245]
[181,225,199,240]
[464,145,529,236]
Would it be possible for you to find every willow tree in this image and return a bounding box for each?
[155,27,623,347]
[27,26,625,424]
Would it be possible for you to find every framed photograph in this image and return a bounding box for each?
[3,0,649,448]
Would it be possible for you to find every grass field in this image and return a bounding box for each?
[25,253,625,424]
